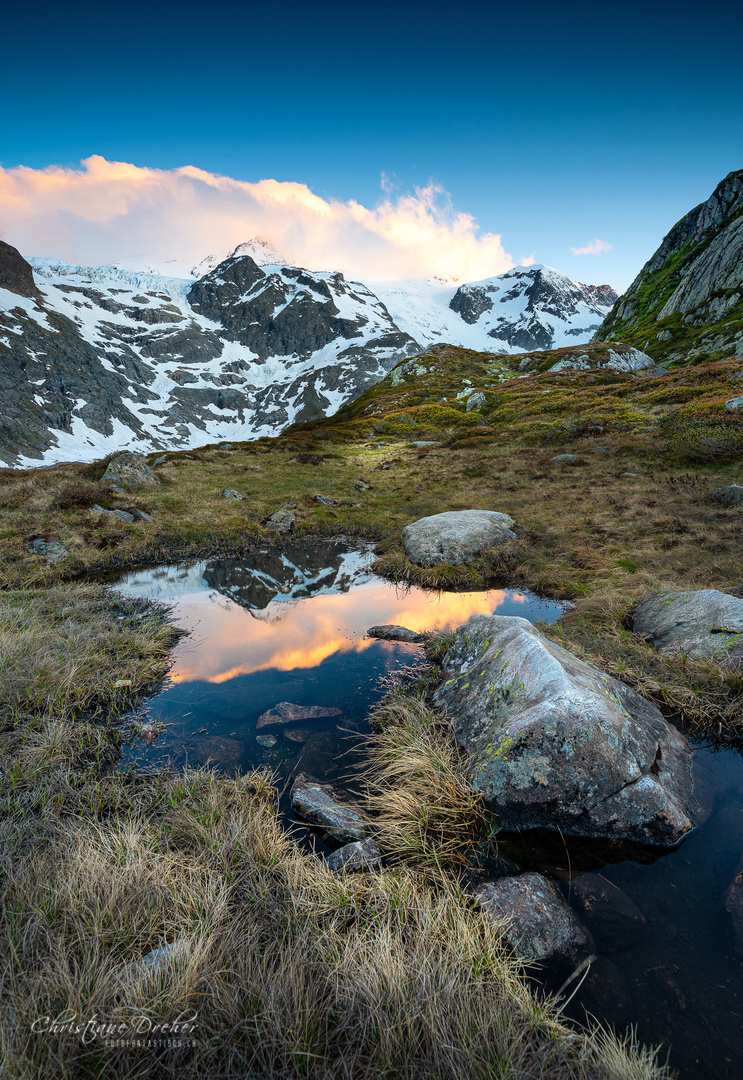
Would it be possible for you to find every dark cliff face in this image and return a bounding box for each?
[187,256,387,360]
[595,170,743,363]
[0,241,42,300]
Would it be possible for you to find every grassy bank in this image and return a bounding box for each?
[0,589,669,1079]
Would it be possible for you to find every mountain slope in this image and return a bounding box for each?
[0,241,618,466]
[595,170,743,363]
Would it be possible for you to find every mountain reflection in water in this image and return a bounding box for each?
[114,543,565,685]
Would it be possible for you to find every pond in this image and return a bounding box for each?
[110,540,743,1080]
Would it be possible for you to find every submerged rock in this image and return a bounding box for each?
[567,874,646,952]
[402,509,516,567]
[290,774,367,843]
[724,857,743,957]
[256,701,341,730]
[326,838,382,873]
[633,589,743,667]
[367,624,426,643]
[255,734,277,748]
[433,614,695,845]
[475,872,593,966]
[101,452,160,491]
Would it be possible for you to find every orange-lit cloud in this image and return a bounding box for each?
[168,582,526,684]
[0,156,514,282]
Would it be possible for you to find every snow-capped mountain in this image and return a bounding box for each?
[0,240,618,466]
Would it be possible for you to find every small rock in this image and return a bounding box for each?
[284,728,313,743]
[265,507,295,532]
[222,489,245,500]
[256,701,341,731]
[402,509,516,567]
[220,443,234,450]
[411,441,441,448]
[130,508,154,522]
[567,875,646,952]
[621,472,640,478]
[27,538,68,566]
[315,495,336,506]
[724,396,743,412]
[634,589,743,667]
[550,454,580,465]
[138,940,189,975]
[151,455,168,467]
[290,774,367,843]
[475,872,593,967]
[714,483,743,507]
[354,481,371,492]
[572,956,635,1024]
[367,624,426,643]
[256,734,277,748]
[111,509,135,523]
[644,964,686,1010]
[101,452,160,491]
[724,858,743,957]
[465,391,487,412]
[592,446,614,453]
[326,838,382,873]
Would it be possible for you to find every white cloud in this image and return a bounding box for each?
[570,238,613,256]
[0,156,514,281]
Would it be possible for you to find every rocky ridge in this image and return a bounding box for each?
[595,169,743,363]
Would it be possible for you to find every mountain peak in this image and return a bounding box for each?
[191,238,287,279]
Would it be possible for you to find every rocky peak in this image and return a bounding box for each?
[0,240,42,300]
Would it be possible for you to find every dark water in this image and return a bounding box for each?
[110,542,743,1080]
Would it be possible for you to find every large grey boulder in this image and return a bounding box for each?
[402,509,516,567]
[475,872,593,966]
[290,775,367,843]
[433,614,695,845]
[101,452,160,491]
[634,589,743,667]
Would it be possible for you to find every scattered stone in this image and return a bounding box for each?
[130,508,154,522]
[93,504,134,523]
[550,453,580,465]
[290,774,367,842]
[315,495,336,506]
[714,483,743,507]
[138,940,189,975]
[27,537,68,566]
[724,396,743,412]
[367,624,426,643]
[724,857,743,957]
[433,614,695,845]
[151,455,168,466]
[465,391,487,412]
[411,441,441,448]
[256,701,341,730]
[402,509,516,567]
[634,589,743,667]
[326,838,382,873]
[284,728,313,743]
[354,480,370,491]
[222,489,244,500]
[567,875,646,952]
[592,445,614,453]
[101,451,160,491]
[265,507,295,532]
[220,443,234,450]
[256,734,277,748]
[621,472,640,478]
[475,872,593,966]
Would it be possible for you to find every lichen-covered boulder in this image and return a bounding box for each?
[633,589,743,667]
[433,614,695,845]
[475,872,593,966]
[101,452,160,491]
[402,509,516,567]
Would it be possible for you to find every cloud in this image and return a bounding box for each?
[569,238,613,256]
[0,156,514,281]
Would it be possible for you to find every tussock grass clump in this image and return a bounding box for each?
[364,690,490,868]
[0,584,178,721]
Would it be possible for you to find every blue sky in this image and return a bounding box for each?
[3,0,743,288]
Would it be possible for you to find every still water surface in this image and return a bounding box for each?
[111,542,743,1080]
